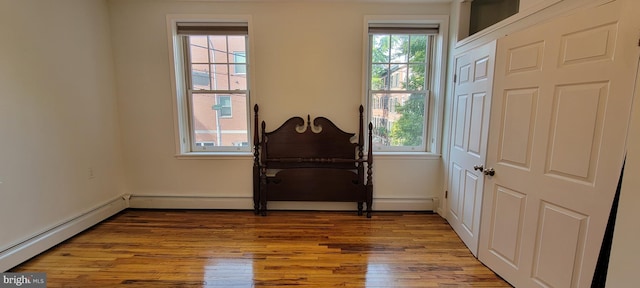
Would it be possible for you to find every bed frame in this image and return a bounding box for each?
[252,105,373,217]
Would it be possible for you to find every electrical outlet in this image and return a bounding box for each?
[88,168,95,180]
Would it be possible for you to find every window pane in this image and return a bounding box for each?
[228,37,246,62]
[391,93,425,147]
[370,92,426,149]
[409,35,427,63]
[192,92,248,148]
[208,36,228,63]
[371,35,390,63]
[191,64,210,90]
[189,36,209,63]
[371,64,389,90]
[233,52,246,74]
[390,35,409,63]
[230,69,247,90]
[370,93,391,147]
[233,51,247,76]
[390,64,407,90]
[191,92,216,147]
[233,63,246,74]
[217,95,232,117]
[408,64,425,90]
[231,51,246,64]
[210,64,230,90]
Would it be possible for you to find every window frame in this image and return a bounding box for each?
[363,15,449,155]
[166,15,254,157]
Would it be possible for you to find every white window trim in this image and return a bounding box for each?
[166,14,255,157]
[362,15,449,156]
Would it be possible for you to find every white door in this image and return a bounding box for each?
[478,1,638,287]
[447,41,496,256]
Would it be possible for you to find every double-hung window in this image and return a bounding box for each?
[169,19,251,154]
[366,19,446,153]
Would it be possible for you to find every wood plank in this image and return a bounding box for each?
[10,210,511,287]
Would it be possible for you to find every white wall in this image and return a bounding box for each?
[108,0,449,210]
[0,0,125,269]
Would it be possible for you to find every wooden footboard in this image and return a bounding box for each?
[253,105,373,217]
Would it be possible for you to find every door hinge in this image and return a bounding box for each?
[453,74,457,83]
[445,190,448,199]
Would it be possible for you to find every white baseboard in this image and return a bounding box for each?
[129,195,254,209]
[0,195,128,272]
[374,197,435,211]
[129,195,435,211]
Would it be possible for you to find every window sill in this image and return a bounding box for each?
[175,152,253,160]
[372,152,441,160]
[175,152,439,161]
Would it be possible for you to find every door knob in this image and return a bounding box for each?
[473,164,484,171]
[483,168,495,176]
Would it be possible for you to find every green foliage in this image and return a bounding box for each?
[371,35,390,63]
[405,35,427,91]
[376,126,388,138]
[390,94,424,146]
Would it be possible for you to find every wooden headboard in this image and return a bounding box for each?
[252,105,373,217]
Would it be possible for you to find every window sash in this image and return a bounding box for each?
[183,35,249,91]
[188,91,248,152]
[182,31,250,153]
[367,30,433,152]
[368,91,430,152]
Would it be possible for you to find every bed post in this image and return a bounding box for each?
[357,105,365,216]
[253,104,260,215]
[358,106,364,161]
[366,122,373,218]
[259,121,268,216]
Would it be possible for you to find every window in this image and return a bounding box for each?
[366,19,446,153]
[168,19,252,154]
[233,52,246,74]
[215,95,232,117]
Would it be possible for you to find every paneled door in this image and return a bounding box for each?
[447,41,496,256]
[478,1,638,287]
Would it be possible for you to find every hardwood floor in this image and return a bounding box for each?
[11,209,511,287]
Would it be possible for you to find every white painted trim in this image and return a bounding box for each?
[454,0,610,51]
[373,152,441,160]
[174,152,253,160]
[0,195,128,272]
[130,195,254,209]
[129,195,435,211]
[373,197,435,211]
